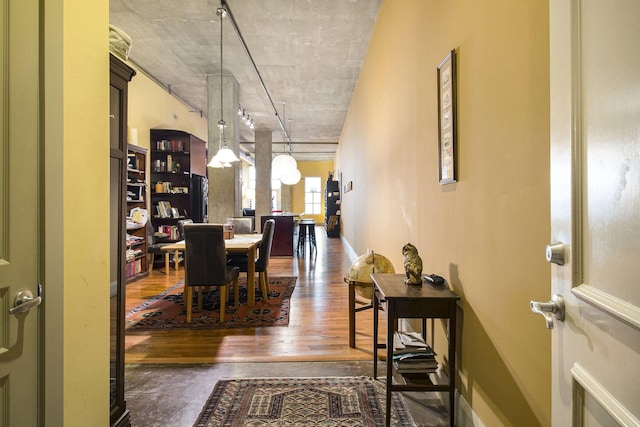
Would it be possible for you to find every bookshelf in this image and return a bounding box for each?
[325,177,340,237]
[150,129,207,241]
[126,144,149,283]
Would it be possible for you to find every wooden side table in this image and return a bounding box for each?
[371,273,460,427]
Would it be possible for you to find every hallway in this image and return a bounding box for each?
[124,227,449,426]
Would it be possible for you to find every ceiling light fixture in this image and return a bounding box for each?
[237,104,254,128]
[279,118,301,185]
[272,102,297,179]
[208,4,239,168]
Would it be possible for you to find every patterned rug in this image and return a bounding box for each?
[125,277,296,331]
[193,376,415,427]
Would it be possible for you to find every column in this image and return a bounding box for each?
[254,130,272,229]
[207,72,241,223]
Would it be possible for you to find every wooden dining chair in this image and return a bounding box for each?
[183,224,240,322]
[227,219,275,300]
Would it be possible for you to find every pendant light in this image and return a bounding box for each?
[208,4,239,168]
[278,117,301,185]
[272,102,298,179]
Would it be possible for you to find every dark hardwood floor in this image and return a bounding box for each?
[125,226,386,364]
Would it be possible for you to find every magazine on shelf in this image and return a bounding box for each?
[392,331,438,373]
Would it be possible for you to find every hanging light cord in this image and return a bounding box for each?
[218,6,226,145]
[221,0,292,145]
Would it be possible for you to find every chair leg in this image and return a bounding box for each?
[185,286,193,323]
[259,271,270,300]
[197,287,203,311]
[219,285,227,322]
[264,269,270,295]
[148,253,154,271]
[233,277,239,308]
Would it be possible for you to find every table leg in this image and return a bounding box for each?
[385,302,394,427]
[373,292,379,378]
[247,247,256,306]
[164,252,170,275]
[448,312,456,426]
[349,281,356,348]
[174,250,179,271]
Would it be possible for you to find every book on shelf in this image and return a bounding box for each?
[157,224,180,240]
[393,360,438,373]
[156,201,173,218]
[393,331,438,373]
[125,233,144,246]
[155,139,185,152]
[393,331,432,351]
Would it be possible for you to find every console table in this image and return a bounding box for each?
[371,273,460,427]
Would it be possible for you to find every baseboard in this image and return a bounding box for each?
[456,391,485,427]
[343,238,360,263]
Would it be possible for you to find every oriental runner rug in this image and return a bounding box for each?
[125,276,296,331]
[193,376,415,427]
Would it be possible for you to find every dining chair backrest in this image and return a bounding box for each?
[255,219,275,272]
[184,223,227,285]
[177,218,194,239]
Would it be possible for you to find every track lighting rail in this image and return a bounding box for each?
[221,0,292,144]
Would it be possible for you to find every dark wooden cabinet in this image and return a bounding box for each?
[325,178,340,237]
[260,215,295,256]
[150,129,207,241]
[109,53,134,427]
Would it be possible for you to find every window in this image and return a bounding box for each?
[304,177,322,214]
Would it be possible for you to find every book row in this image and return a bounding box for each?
[125,258,143,278]
[154,139,185,152]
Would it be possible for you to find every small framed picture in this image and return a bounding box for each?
[437,49,457,184]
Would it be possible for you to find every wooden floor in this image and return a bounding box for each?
[125,227,387,364]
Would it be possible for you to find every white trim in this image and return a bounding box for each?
[571,363,640,427]
[572,285,640,331]
[342,238,359,263]
[457,390,486,427]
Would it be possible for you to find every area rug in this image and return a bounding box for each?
[193,376,415,427]
[125,277,296,331]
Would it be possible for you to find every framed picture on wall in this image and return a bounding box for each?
[437,49,457,184]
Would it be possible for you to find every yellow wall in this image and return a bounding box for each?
[126,67,208,152]
[336,0,551,425]
[43,0,112,423]
[290,161,334,224]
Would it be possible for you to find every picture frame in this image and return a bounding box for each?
[437,49,457,184]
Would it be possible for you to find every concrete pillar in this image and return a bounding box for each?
[207,72,241,223]
[254,130,272,230]
[280,185,291,212]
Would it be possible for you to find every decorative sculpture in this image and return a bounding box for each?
[402,243,423,286]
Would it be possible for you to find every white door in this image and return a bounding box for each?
[545,0,640,425]
[0,0,41,424]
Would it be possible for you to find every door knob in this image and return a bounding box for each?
[9,288,42,315]
[530,294,565,329]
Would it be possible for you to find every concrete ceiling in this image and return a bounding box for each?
[109,0,381,162]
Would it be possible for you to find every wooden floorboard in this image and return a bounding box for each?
[124,227,387,364]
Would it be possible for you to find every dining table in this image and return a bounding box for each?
[160,233,263,306]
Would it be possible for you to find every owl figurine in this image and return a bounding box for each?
[402,243,423,286]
